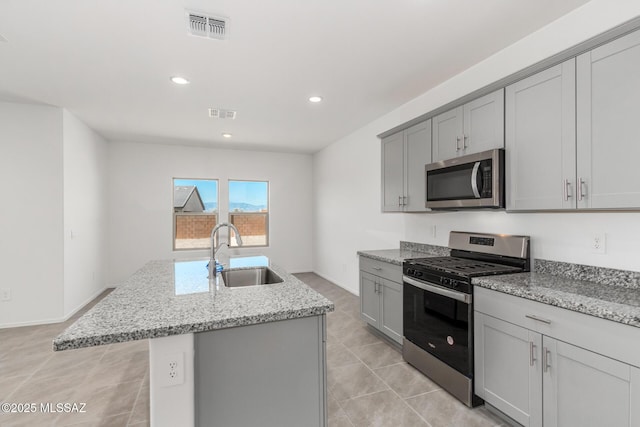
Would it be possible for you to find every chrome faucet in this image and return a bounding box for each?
[208,223,243,278]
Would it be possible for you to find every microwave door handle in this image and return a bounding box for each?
[471,161,481,198]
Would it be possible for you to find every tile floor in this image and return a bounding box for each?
[295,273,507,427]
[0,273,507,427]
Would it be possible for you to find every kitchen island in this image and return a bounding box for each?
[54,255,334,427]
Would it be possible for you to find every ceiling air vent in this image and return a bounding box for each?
[209,109,237,119]
[186,10,228,40]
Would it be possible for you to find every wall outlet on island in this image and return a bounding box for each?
[161,352,184,387]
[591,233,606,254]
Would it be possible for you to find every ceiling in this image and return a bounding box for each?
[0,0,591,153]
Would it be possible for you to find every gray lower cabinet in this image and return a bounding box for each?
[359,257,403,344]
[475,313,542,427]
[195,315,327,427]
[432,89,504,162]
[381,120,431,212]
[475,287,640,427]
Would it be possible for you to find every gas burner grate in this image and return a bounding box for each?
[405,256,522,277]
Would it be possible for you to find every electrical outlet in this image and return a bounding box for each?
[159,352,184,387]
[0,288,11,302]
[592,233,606,254]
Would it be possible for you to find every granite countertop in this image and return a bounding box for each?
[54,255,334,351]
[358,241,450,265]
[473,270,640,328]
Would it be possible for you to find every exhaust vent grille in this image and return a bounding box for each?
[186,11,228,40]
[209,109,237,119]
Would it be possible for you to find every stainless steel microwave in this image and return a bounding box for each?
[425,148,504,209]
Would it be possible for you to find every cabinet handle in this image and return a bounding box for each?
[462,134,468,149]
[374,282,378,293]
[372,267,382,271]
[543,347,551,373]
[403,196,408,206]
[525,314,552,325]
[398,196,402,207]
[578,178,586,202]
[529,342,536,367]
[456,136,461,151]
[563,179,572,201]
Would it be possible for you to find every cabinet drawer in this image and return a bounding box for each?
[359,257,402,283]
[475,287,640,369]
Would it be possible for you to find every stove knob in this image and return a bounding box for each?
[406,268,415,275]
[416,271,423,278]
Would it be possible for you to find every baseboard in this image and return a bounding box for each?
[0,316,68,329]
[63,285,111,320]
[0,286,110,329]
[310,271,358,297]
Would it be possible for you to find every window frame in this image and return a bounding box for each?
[227,179,270,248]
[172,177,219,251]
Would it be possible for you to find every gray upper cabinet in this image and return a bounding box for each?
[381,120,431,212]
[508,29,640,211]
[433,89,504,162]
[381,132,405,212]
[432,106,463,161]
[506,59,576,210]
[576,29,640,209]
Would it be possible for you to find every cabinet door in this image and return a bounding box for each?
[359,271,380,327]
[474,313,542,427]
[505,59,576,210]
[543,338,635,427]
[381,132,404,212]
[577,30,640,209]
[379,277,403,344]
[432,106,463,162]
[463,89,504,155]
[404,120,431,212]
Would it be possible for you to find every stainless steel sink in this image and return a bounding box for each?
[220,267,284,287]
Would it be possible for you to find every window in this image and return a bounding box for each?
[228,180,269,247]
[173,178,218,250]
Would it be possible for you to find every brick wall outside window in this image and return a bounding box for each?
[175,214,217,239]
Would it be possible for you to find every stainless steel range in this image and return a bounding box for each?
[402,231,530,407]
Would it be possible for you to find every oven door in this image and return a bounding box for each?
[403,276,473,377]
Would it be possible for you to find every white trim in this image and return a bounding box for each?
[0,286,111,329]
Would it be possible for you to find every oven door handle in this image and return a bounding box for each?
[403,276,472,304]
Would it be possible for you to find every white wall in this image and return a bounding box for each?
[313,0,640,295]
[107,141,313,284]
[63,110,108,317]
[0,102,65,326]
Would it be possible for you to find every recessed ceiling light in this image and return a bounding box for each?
[309,96,323,103]
[170,76,190,85]
[222,133,232,138]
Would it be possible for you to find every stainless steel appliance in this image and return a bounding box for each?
[402,231,530,407]
[425,148,504,209]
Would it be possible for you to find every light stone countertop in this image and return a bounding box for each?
[473,271,640,328]
[357,242,450,265]
[53,255,334,351]
[358,242,640,329]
